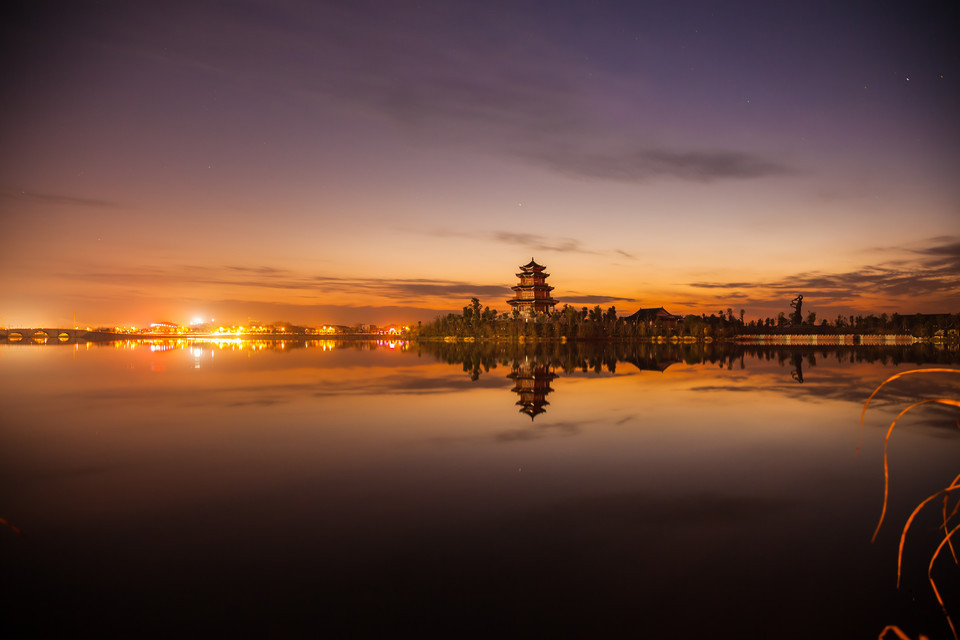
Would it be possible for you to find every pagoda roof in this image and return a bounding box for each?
[625,307,682,322]
[511,284,554,290]
[518,402,549,419]
[519,258,547,271]
[507,298,558,306]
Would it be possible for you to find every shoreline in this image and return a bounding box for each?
[1,329,957,347]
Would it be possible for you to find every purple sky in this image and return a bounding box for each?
[2,0,957,327]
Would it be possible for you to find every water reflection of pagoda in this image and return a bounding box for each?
[507,361,558,420]
[506,258,558,317]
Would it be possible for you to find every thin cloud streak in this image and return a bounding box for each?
[493,232,599,255]
[687,237,960,307]
[562,295,635,305]
[426,228,635,259]
[523,146,797,183]
[0,188,119,209]
[57,264,511,303]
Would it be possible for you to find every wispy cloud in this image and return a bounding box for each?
[225,265,290,276]
[562,295,634,305]
[0,188,118,209]
[493,232,598,255]
[522,146,796,183]
[687,237,960,306]
[495,420,582,442]
[426,228,635,259]
[58,263,511,303]
[911,238,960,270]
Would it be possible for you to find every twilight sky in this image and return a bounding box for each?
[2,0,958,327]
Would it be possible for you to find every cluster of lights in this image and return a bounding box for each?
[133,323,358,336]
[73,321,412,337]
[141,338,348,352]
[376,339,409,351]
[377,326,410,335]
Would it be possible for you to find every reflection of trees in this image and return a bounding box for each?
[416,341,960,381]
[417,340,699,377]
[413,341,960,421]
[791,353,804,383]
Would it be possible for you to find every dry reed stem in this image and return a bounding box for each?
[0,516,24,536]
[945,473,960,566]
[896,482,960,587]
[857,368,960,456]
[866,369,960,639]
[861,369,960,425]
[929,522,960,640]
[872,399,960,543]
[878,625,931,640]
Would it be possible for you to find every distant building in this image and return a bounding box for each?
[625,307,682,330]
[149,322,179,334]
[378,325,407,335]
[506,258,558,317]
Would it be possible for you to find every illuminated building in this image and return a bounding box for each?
[506,258,558,317]
[149,322,179,334]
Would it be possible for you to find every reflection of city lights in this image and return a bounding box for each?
[375,339,409,351]
[91,336,385,356]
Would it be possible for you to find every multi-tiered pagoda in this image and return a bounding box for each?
[506,258,558,317]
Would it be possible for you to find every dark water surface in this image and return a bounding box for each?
[2,340,959,637]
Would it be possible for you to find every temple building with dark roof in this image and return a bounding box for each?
[625,307,683,330]
[506,258,558,317]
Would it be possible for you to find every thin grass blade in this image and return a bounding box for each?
[928,522,960,640]
[873,400,960,543]
[858,369,960,456]
[897,483,960,587]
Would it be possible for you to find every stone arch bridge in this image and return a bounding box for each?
[0,328,107,344]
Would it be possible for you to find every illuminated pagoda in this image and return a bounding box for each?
[507,361,558,420]
[506,258,558,317]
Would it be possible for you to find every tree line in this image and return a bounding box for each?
[414,298,960,341]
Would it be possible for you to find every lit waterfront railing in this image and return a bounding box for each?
[736,334,917,345]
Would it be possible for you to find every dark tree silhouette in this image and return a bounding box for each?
[790,295,804,325]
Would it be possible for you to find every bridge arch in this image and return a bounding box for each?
[0,328,89,344]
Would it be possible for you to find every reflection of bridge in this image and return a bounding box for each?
[0,328,109,344]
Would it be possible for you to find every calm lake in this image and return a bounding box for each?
[2,339,959,637]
